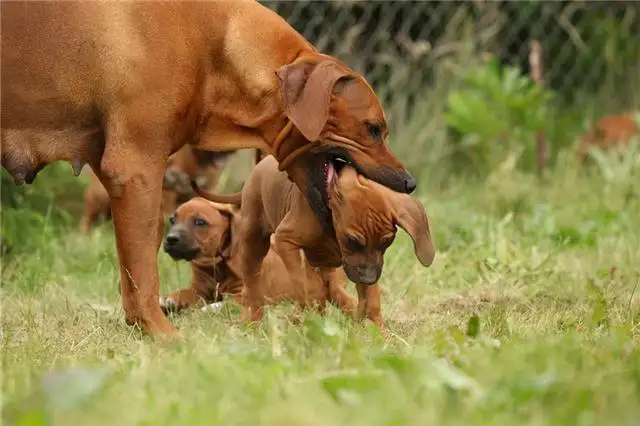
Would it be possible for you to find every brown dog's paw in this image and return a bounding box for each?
[159,296,181,316]
[200,301,225,313]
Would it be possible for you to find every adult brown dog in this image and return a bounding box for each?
[80,146,235,233]
[159,198,364,326]
[195,156,435,324]
[576,113,639,164]
[1,1,415,336]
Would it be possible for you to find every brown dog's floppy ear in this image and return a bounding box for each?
[393,195,436,267]
[207,202,237,258]
[206,201,238,220]
[276,58,354,141]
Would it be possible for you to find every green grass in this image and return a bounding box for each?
[2,147,640,426]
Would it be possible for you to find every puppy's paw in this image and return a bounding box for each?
[159,296,180,315]
[200,301,225,313]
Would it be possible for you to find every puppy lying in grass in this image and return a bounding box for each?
[160,197,374,327]
[189,155,436,330]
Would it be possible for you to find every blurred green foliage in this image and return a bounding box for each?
[1,163,87,257]
[444,58,556,176]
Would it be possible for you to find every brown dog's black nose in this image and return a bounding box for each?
[165,233,180,246]
[405,177,416,194]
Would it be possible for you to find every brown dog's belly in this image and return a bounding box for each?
[1,2,109,183]
[1,128,104,185]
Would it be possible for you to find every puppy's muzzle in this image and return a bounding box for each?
[163,227,200,261]
[344,264,382,285]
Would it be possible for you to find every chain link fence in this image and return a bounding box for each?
[261,1,640,121]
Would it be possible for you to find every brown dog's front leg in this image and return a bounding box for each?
[356,283,385,333]
[98,142,176,337]
[236,226,271,322]
[272,231,325,312]
[160,287,203,314]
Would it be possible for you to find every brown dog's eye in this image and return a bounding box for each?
[377,236,395,251]
[193,217,208,227]
[345,236,365,252]
[168,216,176,225]
[366,122,382,141]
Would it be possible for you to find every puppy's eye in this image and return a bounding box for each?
[345,236,365,252]
[366,122,382,141]
[193,217,208,227]
[168,216,176,225]
[377,236,395,251]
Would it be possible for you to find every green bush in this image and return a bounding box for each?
[444,58,585,178]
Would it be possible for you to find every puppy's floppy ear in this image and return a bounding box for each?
[208,202,237,258]
[207,202,238,221]
[393,194,436,267]
[276,57,355,141]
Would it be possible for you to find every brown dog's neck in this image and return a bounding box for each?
[192,215,245,299]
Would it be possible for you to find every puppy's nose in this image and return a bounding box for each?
[356,265,380,285]
[165,233,180,246]
[405,177,416,194]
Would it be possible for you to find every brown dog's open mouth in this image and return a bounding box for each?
[323,155,349,205]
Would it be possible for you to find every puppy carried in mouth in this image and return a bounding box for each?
[192,155,437,330]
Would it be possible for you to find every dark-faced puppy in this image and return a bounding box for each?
[163,198,233,262]
[160,198,242,313]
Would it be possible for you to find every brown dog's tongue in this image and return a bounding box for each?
[325,161,336,203]
[326,162,336,186]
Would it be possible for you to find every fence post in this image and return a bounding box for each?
[529,40,548,179]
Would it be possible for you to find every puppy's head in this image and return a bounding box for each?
[163,197,237,264]
[328,166,436,285]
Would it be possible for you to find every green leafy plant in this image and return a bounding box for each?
[444,58,555,177]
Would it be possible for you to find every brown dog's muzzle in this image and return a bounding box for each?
[348,148,416,194]
[344,263,382,285]
[163,224,200,261]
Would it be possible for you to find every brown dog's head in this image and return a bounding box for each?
[163,197,237,265]
[327,166,435,285]
[276,54,415,226]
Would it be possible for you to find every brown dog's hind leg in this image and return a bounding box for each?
[98,133,176,336]
[79,178,111,233]
[79,190,103,233]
